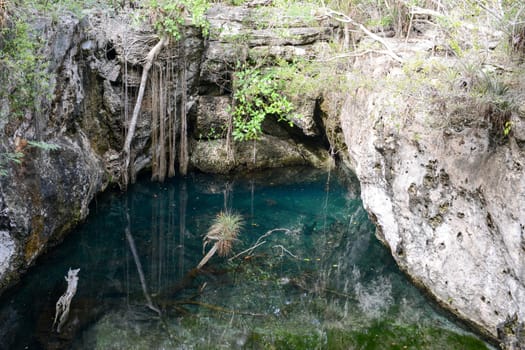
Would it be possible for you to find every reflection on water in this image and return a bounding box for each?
[0,167,489,349]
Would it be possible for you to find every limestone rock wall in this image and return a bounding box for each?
[0,15,107,292]
[340,50,525,348]
[191,4,336,173]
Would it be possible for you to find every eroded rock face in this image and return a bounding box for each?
[192,3,335,173]
[340,52,525,347]
[0,15,108,293]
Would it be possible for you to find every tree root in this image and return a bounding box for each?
[121,36,169,188]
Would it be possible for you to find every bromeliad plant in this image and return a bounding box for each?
[197,211,243,269]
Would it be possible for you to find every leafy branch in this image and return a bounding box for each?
[231,66,297,142]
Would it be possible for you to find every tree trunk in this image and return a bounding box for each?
[121,36,169,189]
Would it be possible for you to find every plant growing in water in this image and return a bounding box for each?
[197,211,243,269]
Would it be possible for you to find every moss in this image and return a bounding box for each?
[25,215,45,263]
[240,323,489,350]
[325,322,489,350]
[245,329,323,349]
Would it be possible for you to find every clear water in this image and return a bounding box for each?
[0,167,490,350]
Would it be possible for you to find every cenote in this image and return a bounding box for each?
[0,167,490,349]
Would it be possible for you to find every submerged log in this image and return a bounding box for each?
[53,268,80,333]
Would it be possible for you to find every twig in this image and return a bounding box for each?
[315,49,401,62]
[228,228,292,261]
[273,245,298,259]
[229,240,267,261]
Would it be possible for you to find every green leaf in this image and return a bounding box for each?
[27,140,60,151]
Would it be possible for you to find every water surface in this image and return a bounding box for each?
[0,167,489,349]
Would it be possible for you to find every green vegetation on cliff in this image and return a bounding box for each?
[231,65,296,141]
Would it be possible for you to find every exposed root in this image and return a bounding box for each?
[121,35,169,188]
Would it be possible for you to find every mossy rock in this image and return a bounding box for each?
[245,329,323,349]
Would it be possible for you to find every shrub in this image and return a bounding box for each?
[231,65,297,141]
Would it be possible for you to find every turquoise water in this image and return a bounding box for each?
[0,167,489,349]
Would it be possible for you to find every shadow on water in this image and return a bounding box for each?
[0,167,491,349]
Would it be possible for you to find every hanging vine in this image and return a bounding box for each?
[179,37,189,176]
[120,0,209,188]
[168,53,177,178]
[121,36,169,188]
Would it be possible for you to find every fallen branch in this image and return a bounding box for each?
[229,228,292,261]
[273,245,298,259]
[315,49,403,62]
[53,268,80,333]
[291,278,356,300]
[317,8,404,63]
[228,240,267,261]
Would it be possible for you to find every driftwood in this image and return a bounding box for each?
[53,268,80,333]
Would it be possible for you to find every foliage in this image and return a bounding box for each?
[144,0,210,39]
[0,19,51,119]
[231,65,297,142]
[27,140,60,150]
[0,140,60,176]
[10,0,116,16]
[0,151,23,176]
[204,211,243,257]
[504,121,512,136]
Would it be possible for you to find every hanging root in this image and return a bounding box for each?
[121,35,169,188]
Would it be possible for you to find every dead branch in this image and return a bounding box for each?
[228,241,267,261]
[315,49,404,62]
[272,244,298,259]
[229,228,292,261]
[53,268,80,333]
[317,8,404,63]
